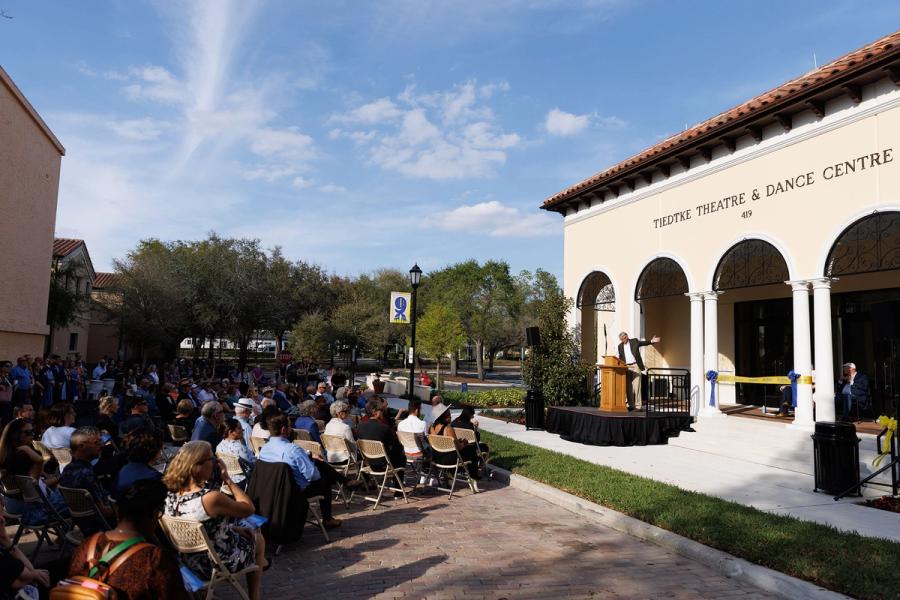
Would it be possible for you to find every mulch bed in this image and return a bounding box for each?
[865,495,900,513]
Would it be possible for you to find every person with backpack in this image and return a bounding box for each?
[60,479,189,600]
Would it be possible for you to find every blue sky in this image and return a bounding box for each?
[2,1,899,279]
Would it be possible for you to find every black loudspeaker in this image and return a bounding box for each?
[525,326,541,347]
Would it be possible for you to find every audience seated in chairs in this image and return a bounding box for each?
[96,396,119,441]
[397,399,428,458]
[40,403,76,449]
[192,401,225,448]
[258,414,361,530]
[0,495,50,600]
[358,397,406,471]
[173,399,196,437]
[216,418,255,485]
[58,426,116,534]
[293,400,322,445]
[251,405,279,441]
[429,404,480,481]
[0,418,64,524]
[113,428,164,498]
[162,441,267,600]
[66,479,190,600]
[119,396,155,437]
[322,400,356,462]
[451,406,489,479]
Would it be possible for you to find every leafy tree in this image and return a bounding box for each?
[417,303,466,389]
[289,311,335,360]
[522,280,592,406]
[426,260,519,380]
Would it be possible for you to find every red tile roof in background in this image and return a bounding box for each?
[93,272,122,289]
[52,238,84,258]
[541,29,900,210]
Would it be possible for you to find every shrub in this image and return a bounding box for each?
[438,387,525,408]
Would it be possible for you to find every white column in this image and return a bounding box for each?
[686,292,705,417]
[788,280,815,430]
[812,278,837,422]
[700,291,724,417]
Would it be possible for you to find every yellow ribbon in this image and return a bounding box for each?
[714,374,813,385]
[873,415,898,468]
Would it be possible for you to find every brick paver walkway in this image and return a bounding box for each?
[232,479,775,600]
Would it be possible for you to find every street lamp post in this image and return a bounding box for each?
[408,263,422,398]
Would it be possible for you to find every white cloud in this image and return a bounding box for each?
[330,97,403,124]
[544,108,627,136]
[436,200,556,237]
[545,108,591,136]
[318,183,347,193]
[249,127,316,161]
[332,80,520,180]
[123,66,184,104]
[291,176,314,189]
[107,118,169,141]
[242,165,299,182]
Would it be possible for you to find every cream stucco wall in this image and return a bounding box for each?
[563,82,900,380]
[0,70,64,360]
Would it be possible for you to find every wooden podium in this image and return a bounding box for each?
[599,355,628,413]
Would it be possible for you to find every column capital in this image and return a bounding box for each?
[810,277,839,290]
[685,292,706,301]
[785,279,811,292]
[700,290,723,301]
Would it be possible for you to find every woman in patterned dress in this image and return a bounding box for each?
[162,441,266,600]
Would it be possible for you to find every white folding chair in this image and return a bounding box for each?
[426,435,478,500]
[291,428,313,442]
[50,447,73,470]
[168,424,190,445]
[13,475,71,559]
[321,434,361,507]
[356,439,408,510]
[159,515,259,600]
[58,485,112,541]
[455,428,491,476]
[396,430,431,492]
[249,437,267,455]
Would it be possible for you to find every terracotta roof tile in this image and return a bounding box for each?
[542,29,900,210]
[93,272,122,289]
[53,238,84,258]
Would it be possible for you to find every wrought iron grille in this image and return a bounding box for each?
[714,239,789,291]
[826,212,900,277]
[577,272,616,312]
[644,368,691,414]
[635,258,689,300]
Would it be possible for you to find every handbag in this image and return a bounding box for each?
[50,534,152,600]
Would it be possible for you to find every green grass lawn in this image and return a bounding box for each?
[482,430,899,600]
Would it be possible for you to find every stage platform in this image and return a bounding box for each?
[545,406,695,447]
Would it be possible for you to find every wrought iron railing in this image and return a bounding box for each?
[644,368,691,414]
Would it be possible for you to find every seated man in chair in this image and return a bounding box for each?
[257,414,360,530]
[837,362,869,421]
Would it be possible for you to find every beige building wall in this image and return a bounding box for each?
[564,85,900,383]
[0,68,65,360]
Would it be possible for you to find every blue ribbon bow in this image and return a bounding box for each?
[706,370,718,407]
[787,370,800,407]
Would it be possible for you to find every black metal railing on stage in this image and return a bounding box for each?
[644,368,691,414]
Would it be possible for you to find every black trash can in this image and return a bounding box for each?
[811,421,860,495]
[525,389,544,430]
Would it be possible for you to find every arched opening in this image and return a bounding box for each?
[576,271,615,367]
[635,257,689,365]
[825,211,900,418]
[635,257,691,411]
[713,239,792,408]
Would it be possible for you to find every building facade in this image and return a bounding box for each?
[48,238,95,359]
[0,66,66,360]
[543,31,900,428]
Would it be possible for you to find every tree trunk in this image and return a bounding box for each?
[435,358,441,390]
[275,333,283,355]
[238,334,251,371]
[192,336,202,362]
[382,345,389,369]
[488,347,496,371]
[475,340,485,380]
[450,350,458,376]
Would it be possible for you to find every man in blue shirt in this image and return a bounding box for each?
[191,401,224,448]
[258,414,360,528]
[10,357,32,405]
[59,427,116,532]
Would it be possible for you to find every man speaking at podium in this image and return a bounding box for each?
[617,332,661,411]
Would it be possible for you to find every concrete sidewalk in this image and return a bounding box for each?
[473,412,900,543]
